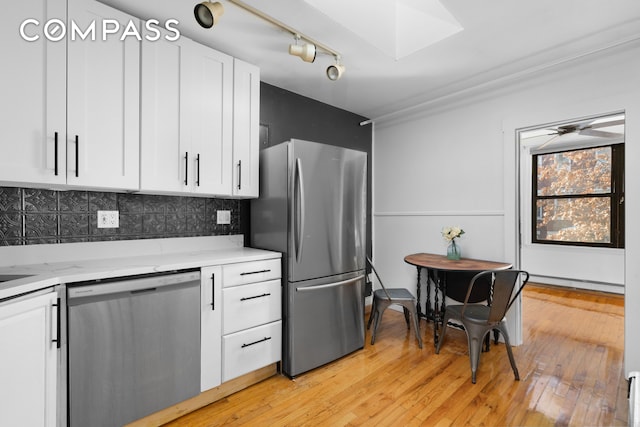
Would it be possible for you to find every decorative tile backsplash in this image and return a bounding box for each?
[0,187,245,246]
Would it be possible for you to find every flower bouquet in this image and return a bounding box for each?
[442,226,464,260]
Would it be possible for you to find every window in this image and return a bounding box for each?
[532,144,624,247]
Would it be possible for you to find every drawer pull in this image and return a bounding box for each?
[211,273,215,311]
[75,135,79,177]
[240,269,271,276]
[241,336,271,348]
[52,298,61,349]
[54,131,59,176]
[240,292,271,301]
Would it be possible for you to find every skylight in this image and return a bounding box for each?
[303,0,463,60]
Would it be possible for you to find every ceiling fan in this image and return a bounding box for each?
[535,117,624,150]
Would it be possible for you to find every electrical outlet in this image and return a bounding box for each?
[216,210,231,225]
[97,210,119,228]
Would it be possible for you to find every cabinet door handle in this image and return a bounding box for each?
[196,153,201,187]
[75,135,79,177]
[237,160,242,190]
[210,273,215,310]
[184,152,189,186]
[52,298,61,349]
[240,269,271,276]
[54,132,59,176]
[240,292,271,301]
[241,336,271,348]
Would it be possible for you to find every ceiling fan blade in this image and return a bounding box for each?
[536,134,560,150]
[590,118,625,129]
[579,128,623,138]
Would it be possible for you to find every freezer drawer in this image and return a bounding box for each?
[285,273,365,377]
[222,320,282,382]
[223,258,281,287]
[223,279,281,334]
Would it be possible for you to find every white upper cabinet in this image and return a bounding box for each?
[3,0,258,197]
[232,59,260,198]
[187,41,234,195]
[0,0,140,191]
[140,34,191,194]
[66,0,140,190]
[0,0,66,186]
[141,35,263,198]
[141,35,233,196]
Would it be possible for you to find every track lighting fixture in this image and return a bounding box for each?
[288,36,316,63]
[194,1,224,29]
[326,58,345,81]
[216,1,345,81]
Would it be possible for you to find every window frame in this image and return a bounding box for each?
[531,143,624,248]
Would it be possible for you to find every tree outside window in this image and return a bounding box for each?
[532,144,624,248]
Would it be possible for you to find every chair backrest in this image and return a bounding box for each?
[366,257,392,300]
[463,270,530,324]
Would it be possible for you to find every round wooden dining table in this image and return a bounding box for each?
[404,252,512,347]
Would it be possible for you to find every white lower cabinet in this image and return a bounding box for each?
[0,291,58,427]
[223,279,281,334]
[202,257,282,388]
[222,321,282,382]
[201,265,222,392]
[222,259,282,382]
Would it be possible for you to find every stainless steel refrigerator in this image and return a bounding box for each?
[251,139,367,377]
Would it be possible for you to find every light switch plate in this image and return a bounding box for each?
[217,210,231,225]
[97,210,119,228]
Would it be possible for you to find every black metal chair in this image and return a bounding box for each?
[366,257,422,349]
[435,269,529,383]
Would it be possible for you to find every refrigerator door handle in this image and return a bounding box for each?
[295,275,364,292]
[294,157,306,263]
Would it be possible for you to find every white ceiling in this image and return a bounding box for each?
[101,0,640,120]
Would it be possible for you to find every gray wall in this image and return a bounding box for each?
[256,82,373,255]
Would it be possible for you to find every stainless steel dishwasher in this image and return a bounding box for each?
[67,269,201,427]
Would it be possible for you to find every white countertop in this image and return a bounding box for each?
[0,236,281,300]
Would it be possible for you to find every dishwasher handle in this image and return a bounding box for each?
[68,270,201,301]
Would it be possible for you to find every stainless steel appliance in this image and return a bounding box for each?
[251,139,367,377]
[67,270,201,427]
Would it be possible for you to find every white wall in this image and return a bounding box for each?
[372,40,640,375]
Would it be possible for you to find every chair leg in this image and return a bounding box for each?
[409,304,423,349]
[402,301,423,349]
[402,306,411,329]
[498,322,520,381]
[370,309,380,345]
[371,300,390,345]
[467,332,484,384]
[367,298,377,330]
[435,312,451,354]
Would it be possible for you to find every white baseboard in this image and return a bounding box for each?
[530,274,624,295]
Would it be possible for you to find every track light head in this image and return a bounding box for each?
[288,43,316,63]
[326,62,345,81]
[194,1,224,29]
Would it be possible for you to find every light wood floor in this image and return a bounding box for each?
[166,284,626,426]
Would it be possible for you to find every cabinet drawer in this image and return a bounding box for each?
[223,279,281,334]
[223,258,281,287]
[222,321,281,382]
